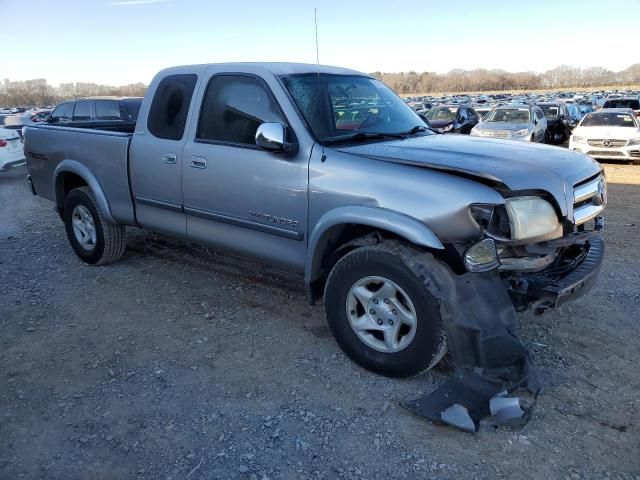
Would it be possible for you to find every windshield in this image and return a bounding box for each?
[281,74,428,143]
[581,112,637,127]
[603,99,640,109]
[484,108,530,123]
[540,105,559,118]
[425,107,457,122]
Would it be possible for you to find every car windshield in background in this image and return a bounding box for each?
[424,107,457,122]
[281,74,428,143]
[540,105,559,118]
[603,99,640,109]
[581,112,636,127]
[484,108,530,123]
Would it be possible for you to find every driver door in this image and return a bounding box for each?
[181,68,309,270]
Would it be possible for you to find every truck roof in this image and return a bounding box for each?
[156,62,367,77]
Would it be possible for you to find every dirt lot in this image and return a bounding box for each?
[1,162,639,480]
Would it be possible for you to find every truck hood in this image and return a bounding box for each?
[334,134,602,216]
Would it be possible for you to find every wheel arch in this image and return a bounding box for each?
[54,160,115,223]
[304,206,445,304]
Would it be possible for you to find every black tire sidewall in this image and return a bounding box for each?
[325,248,444,377]
[63,189,106,264]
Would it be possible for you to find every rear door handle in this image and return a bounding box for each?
[190,156,207,169]
[161,153,177,164]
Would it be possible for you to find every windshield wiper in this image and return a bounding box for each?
[324,131,407,144]
[399,125,441,135]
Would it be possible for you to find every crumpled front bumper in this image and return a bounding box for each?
[505,235,605,314]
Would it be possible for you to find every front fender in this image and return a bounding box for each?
[305,206,444,293]
[54,160,115,224]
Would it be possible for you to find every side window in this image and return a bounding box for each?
[197,75,285,145]
[147,74,197,141]
[52,102,73,122]
[72,101,92,121]
[95,100,121,120]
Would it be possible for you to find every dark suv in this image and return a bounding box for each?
[421,104,479,134]
[602,97,640,117]
[48,97,142,133]
[537,101,572,144]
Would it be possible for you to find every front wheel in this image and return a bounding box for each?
[63,187,126,265]
[324,242,447,377]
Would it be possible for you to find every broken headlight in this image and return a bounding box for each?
[505,196,560,240]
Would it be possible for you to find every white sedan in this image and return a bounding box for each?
[0,127,26,171]
[569,108,640,163]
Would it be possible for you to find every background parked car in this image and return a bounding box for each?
[565,103,583,128]
[602,97,640,117]
[0,127,26,171]
[470,104,547,142]
[569,108,640,163]
[422,104,479,133]
[537,101,572,144]
[48,97,142,133]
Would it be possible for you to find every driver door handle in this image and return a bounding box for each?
[161,153,177,164]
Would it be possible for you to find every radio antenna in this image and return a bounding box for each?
[314,8,320,76]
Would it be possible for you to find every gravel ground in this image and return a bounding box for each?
[1,162,639,480]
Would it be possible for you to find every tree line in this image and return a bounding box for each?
[2,63,640,107]
[373,64,640,94]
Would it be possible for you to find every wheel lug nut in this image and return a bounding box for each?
[373,299,379,304]
[392,309,397,315]
[383,298,389,304]
[350,310,356,315]
[388,319,394,326]
[370,309,376,315]
[377,319,383,325]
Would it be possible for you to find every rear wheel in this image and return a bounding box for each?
[324,242,447,377]
[63,187,126,265]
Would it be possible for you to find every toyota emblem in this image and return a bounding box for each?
[601,139,612,147]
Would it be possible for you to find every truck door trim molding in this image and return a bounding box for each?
[134,195,183,213]
[183,205,304,241]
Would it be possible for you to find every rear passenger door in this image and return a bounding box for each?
[129,73,199,238]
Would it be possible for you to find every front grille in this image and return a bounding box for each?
[573,174,606,225]
[480,130,510,138]
[587,139,627,147]
[586,150,624,157]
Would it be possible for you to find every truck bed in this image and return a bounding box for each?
[24,124,136,225]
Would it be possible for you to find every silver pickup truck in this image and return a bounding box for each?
[24,63,606,388]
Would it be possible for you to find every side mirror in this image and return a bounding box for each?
[255,122,295,154]
[46,115,56,124]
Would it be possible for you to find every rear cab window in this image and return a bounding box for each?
[147,74,197,140]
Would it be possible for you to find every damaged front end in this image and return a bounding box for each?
[405,175,606,432]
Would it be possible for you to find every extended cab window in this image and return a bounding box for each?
[197,75,284,145]
[51,102,72,123]
[147,74,197,141]
[72,101,92,121]
[95,100,121,120]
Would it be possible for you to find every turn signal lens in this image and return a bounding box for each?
[464,238,500,272]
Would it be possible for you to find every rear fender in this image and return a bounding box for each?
[54,160,115,223]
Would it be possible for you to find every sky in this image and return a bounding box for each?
[2,0,639,86]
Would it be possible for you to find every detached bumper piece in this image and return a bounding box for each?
[401,258,540,433]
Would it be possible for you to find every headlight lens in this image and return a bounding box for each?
[572,135,585,143]
[505,196,560,240]
[512,128,529,137]
[628,137,640,146]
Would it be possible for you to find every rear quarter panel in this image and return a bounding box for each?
[24,125,135,224]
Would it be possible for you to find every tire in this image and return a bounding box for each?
[530,134,535,143]
[63,187,126,265]
[544,130,551,144]
[324,241,447,377]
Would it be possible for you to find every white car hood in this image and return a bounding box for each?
[574,126,640,139]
